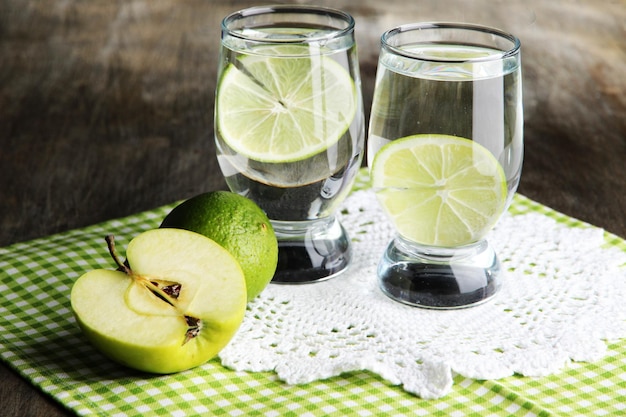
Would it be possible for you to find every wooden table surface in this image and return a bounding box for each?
[1,1,624,415]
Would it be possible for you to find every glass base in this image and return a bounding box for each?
[271,216,351,284]
[378,237,501,309]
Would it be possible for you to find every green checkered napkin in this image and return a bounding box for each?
[1,171,625,416]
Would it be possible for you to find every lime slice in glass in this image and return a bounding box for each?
[371,134,507,247]
[216,45,357,163]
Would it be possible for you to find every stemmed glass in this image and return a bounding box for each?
[368,23,523,308]
[215,6,365,283]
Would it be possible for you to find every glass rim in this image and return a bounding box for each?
[221,4,355,44]
[381,22,521,63]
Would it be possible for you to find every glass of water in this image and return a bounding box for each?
[215,6,365,283]
[368,23,523,308]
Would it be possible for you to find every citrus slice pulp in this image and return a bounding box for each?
[216,45,357,163]
[371,134,507,247]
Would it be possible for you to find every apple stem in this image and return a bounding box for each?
[105,235,131,275]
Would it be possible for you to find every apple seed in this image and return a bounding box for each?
[155,282,182,299]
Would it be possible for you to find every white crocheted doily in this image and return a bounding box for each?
[219,190,626,399]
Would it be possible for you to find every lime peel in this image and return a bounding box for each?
[160,191,278,301]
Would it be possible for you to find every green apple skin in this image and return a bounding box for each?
[70,228,247,374]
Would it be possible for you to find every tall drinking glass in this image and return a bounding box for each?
[215,6,365,283]
[368,23,523,308]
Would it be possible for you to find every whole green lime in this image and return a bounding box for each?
[160,191,278,301]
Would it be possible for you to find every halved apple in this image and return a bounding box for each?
[70,228,247,373]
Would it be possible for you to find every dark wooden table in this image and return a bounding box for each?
[1,1,624,415]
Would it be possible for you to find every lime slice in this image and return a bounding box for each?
[216,45,357,163]
[371,134,507,247]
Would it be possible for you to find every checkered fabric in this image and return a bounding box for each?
[1,170,625,416]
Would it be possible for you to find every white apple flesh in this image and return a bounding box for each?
[70,228,247,373]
